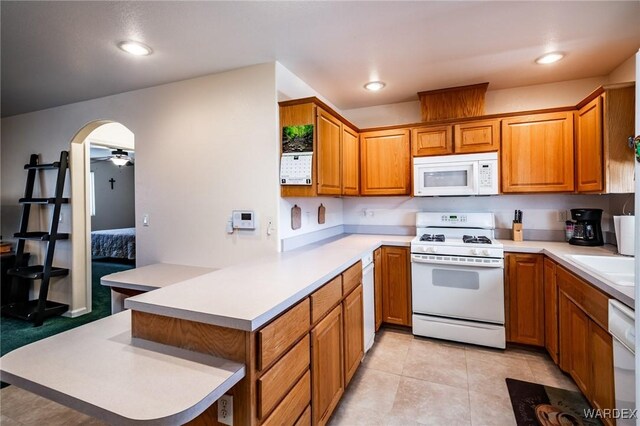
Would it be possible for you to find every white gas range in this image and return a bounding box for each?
[411,212,506,349]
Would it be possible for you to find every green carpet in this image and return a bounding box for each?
[1,260,133,358]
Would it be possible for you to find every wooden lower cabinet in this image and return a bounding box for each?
[381,246,412,326]
[373,248,383,331]
[343,284,364,387]
[506,253,544,346]
[559,291,591,394]
[558,266,615,425]
[311,304,344,426]
[543,258,559,364]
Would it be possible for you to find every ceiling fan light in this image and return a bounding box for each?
[111,156,130,166]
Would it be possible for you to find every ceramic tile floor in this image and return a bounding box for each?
[329,327,578,426]
[0,327,578,426]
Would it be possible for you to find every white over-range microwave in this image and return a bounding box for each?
[413,152,499,196]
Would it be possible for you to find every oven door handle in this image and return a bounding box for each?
[411,254,504,268]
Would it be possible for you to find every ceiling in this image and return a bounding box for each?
[2,1,639,117]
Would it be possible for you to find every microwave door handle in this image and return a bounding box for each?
[470,162,479,194]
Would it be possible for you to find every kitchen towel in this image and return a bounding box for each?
[613,215,635,256]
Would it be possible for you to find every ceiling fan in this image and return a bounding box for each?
[90,149,134,166]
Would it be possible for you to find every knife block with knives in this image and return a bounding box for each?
[512,210,523,242]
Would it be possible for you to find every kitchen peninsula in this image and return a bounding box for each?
[0,233,631,425]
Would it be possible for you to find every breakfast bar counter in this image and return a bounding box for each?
[0,310,245,425]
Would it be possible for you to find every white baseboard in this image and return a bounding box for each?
[63,306,91,318]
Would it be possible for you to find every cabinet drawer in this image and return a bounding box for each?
[258,298,310,371]
[294,406,311,426]
[262,370,311,426]
[258,335,310,419]
[557,266,609,329]
[342,261,362,295]
[311,276,343,324]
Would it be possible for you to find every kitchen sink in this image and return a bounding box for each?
[565,255,635,287]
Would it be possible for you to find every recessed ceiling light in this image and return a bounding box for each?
[535,52,564,65]
[364,81,386,91]
[118,41,153,56]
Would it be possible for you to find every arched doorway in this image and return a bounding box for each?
[69,121,135,316]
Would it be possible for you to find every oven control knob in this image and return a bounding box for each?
[470,248,479,255]
[482,249,490,256]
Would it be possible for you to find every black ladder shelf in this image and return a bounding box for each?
[2,151,70,326]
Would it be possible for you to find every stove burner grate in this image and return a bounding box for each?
[462,235,492,244]
[420,234,445,242]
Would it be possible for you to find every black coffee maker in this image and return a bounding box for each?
[569,209,604,246]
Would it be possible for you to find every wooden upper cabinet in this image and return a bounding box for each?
[506,253,544,347]
[576,97,604,192]
[411,125,452,156]
[381,246,411,326]
[341,126,360,195]
[316,107,342,195]
[573,84,636,194]
[280,103,317,197]
[501,112,575,193]
[360,129,411,195]
[454,119,500,154]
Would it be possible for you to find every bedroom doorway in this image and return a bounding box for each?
[69,121,135,318]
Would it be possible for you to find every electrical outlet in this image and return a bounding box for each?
[557,210,567,222]
[217,394,233,425]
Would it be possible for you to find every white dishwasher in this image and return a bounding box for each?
[362,252,375,353]
[608,299,635,425]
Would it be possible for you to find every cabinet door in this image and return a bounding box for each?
[381,246,411,326]
[343,284,364,387]
[360,129,411,195]
[373,248,383,331]
[590,320,615,421]
[543,258,559,364]
[506,254,544,346]
[501,112,574,193]
[576,96,604,192]
[341,126,360,195]
[311,304,344,426]
[317,107,342,195]
[559,292,591,395]
[454,119,500,154]
[411,125,452,156]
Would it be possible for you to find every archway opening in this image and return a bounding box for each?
[69,121,135,317]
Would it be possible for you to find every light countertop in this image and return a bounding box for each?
[101,263,217,292]
[125,234,634,332]
[498,239,633,307]
[0,310,245,425]
[125,235,412,331]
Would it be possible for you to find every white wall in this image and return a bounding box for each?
[90,161,135,231]
[342,76,607,128]
[1,63,280,309]
[276,63,345,245]
[608,54,636,84]
[343,194,617,234]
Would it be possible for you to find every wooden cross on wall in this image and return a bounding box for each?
[109,178,116,190]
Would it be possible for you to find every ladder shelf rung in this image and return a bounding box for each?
[7,265,69,280]
[19,197,69,204]
[24,162,61,170]
[13,232,69,241]
[1,300,69,322]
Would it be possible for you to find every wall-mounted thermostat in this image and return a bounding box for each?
[232,210,255,230]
